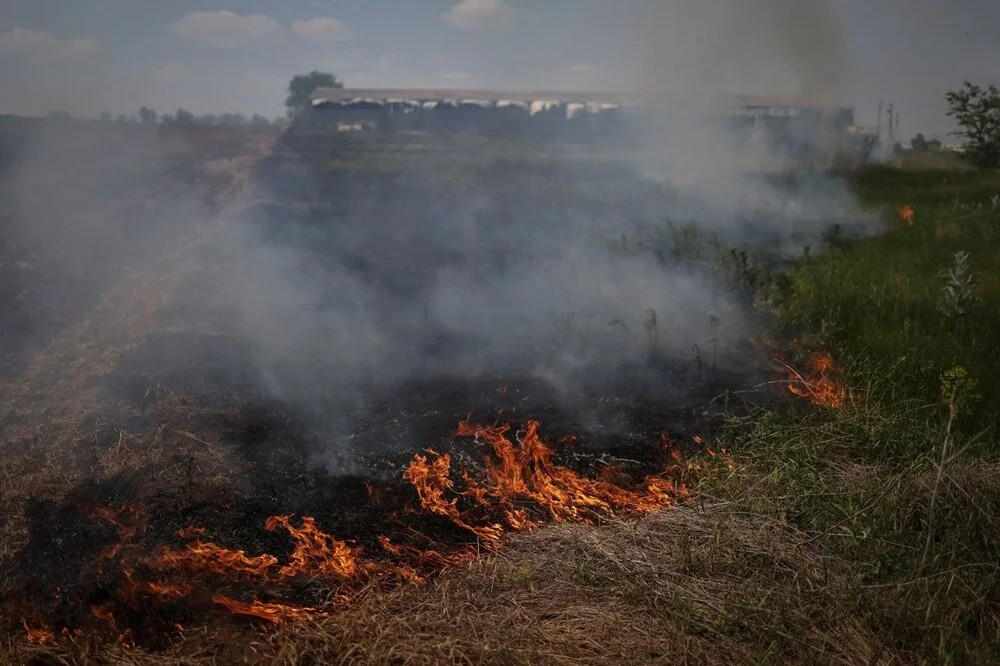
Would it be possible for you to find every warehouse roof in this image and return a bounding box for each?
[311,88,850,111]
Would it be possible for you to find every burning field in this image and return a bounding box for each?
[0,118,882,665]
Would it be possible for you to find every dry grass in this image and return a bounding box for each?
[0,139,273,615]
[4,505,898,666]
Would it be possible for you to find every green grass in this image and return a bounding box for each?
[707,166,1000,664]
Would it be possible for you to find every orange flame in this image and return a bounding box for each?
[378,536,477,570]
[404,449,504,543]
[153,540,279,578]
[405,420,687,543]
[264,514,366,579]
[899,205,915,226]
[23,620,55,645]
[176,526,207,539]
[777,352,845,408]
[211,595,317,625]
[30,420,691,634]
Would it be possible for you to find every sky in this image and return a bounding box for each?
[1,0,998,135]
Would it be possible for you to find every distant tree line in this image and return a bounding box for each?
[909,133,943,153]
[90,106,283,127]
[83,69,345,126]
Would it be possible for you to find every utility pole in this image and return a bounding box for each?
[887,102,895,148]
[876,100,883,144]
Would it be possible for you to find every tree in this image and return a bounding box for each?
[946,81,1000,167]
[250,114,271,126]
[139,106,158,124]
[285,71,342,116]
[219,113,247,127]
[911,133,929,153]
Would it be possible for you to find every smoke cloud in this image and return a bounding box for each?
[1,4,876,470]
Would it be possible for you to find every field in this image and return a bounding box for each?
[1,120,998,665]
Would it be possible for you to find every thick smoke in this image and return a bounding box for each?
[187,2,869,456]
[632,0,852,101]
[626,0,866,247]
[216,156,747,444]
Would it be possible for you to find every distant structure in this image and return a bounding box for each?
[307,87,867,164]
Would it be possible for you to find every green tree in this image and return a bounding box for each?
[945,81,1000,167]
[285,71,342,116]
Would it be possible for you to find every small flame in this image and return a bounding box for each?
[899,205,915,226]
[176,526,206,539]
[211,595,317,625]
[23,620,55,645]
[777,352,845,408]
[153,540,279,578]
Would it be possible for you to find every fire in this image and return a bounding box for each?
[212,595,317,625]
[176,526,206,539]
[405,420,687,543]
[120,570,192,600]
[154,516,375,582]
[404,449,504,543]
[265,514,365,579]
[94,504,141,562]
[899,205,915,226]
[23,620,55,645]
[18,419,693,640]
[777,352,845,408]
[378,536,477,570]
[153,540,279,578]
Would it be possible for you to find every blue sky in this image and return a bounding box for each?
[1,0,998,135]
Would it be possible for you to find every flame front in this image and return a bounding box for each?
[211,595,317,625]
[19,419,692,641]
[406,420,688,542]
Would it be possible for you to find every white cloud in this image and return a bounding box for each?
[442,71,473,82]
[0,28,99,63]
[440,0,518,30]
[169,11,282,47]
[291,17,353,42]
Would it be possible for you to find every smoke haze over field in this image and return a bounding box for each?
[0,0,885,462]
